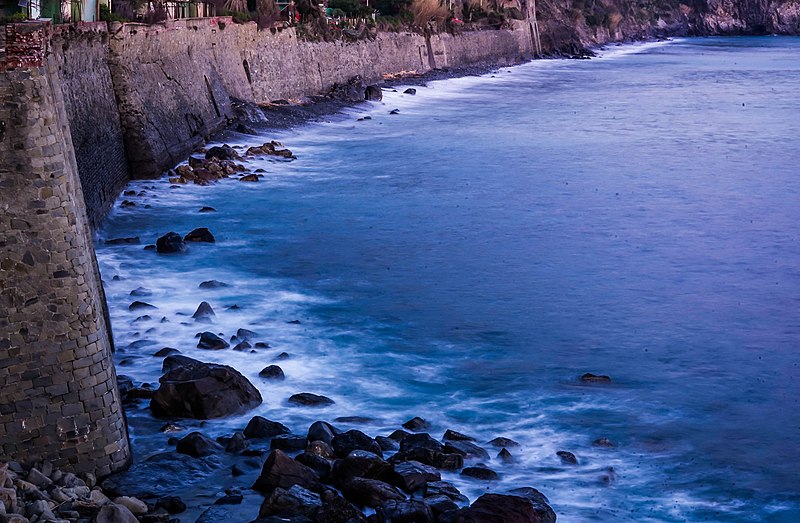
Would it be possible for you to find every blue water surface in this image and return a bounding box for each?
[98,37,800,522]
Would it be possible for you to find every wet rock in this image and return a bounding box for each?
[236,123,258,135]
[271,434,309,451]
[424,495,459,517]
[376,436,400,452]
[197,331,228,350]
[455,492,556,523]
[96,503,139,523]
[252,450,320,494]
[295,453,332,480]
[341,477,404,508]
[332,430,382,458]
[557,450,578,464]
[388,430,410,442]
[244,416,290,439]
[487,437,520,448]
[580,373,611,383]
[192,301,215,320]
[401,417,430,432]
[206,145,238,161]
[113,496,148,516]
[176,431,224,457]
[365,85,383,101]
[240,174,260,182]
[443,429,475,442]
[255,342,271,348]
[236,328,257,340]
[461,466,498,481]
[199,206,216,213]
[129,287,152,297]
[498,448,515,463]
[199,280,228,289]
[129,301,156,311]
[224,431,248,453]
[153,347,180,357]
[307,421,337,445]
[443,441,490,461]
[403,88,416,95]
[389,109,400,115]
[102,451,220,498]
[155,496,186,514]
[306,440,335,459]
[391,460,440,493]
[260,485,322,518]
[215,493,244,504]
[259,365,285,380]
[376,499,433,523]
[159,422,184,433]
[276,351,292,359]
[329,76,368,102]
[332,451,392,486]
[184,227,216,243]
[593,438,615,448]
[399,433,443,454]
[289,393,335,407]
[106,237,141,245]
[233,341,252,351]
[150,356,262,419]
[318,489,367,523]
[156,232,186,254]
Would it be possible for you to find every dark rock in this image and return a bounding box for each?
[443,430,474,442]
[593,438,615,448]
[160,422,185,433]
[199,280,228,289]
[237,328,257,340]
[154,347,181,357]
[176,431,223,457]
[295,453,333,480]
[197,331,228,350]
[318,489,367,523]
[155,496,186,514]
[129,301,157,311]
[129,286,152,297]
[244,416,291,438]
[231,464,246,476]
[335,416,373,424]
[423,495,458,516]
[150,356,262,419]
[206,145,238,161]
[388,430,410,442]
[96,504,139,523]
[341,478,404,508]
[276,351,292,359]
[271,434,309,451]
[236,123,258,135]
[487,437,520,448]
[431,453,463,471]
[389,109,400,115]
[391,460,440,493]
[117,375,134,396]
[255,342,271,348]
[199,206,216,213]
[240,174,259,182]
[401,417,430,432]
[376,500,433,523]
[225,431,248,453]
[443,441,490,460]
[184,227,216,243]
[332,430,382,458]
[107,237,141,246]
[461,466,498,481]
[260,485,322,518]
[376,436,399,452]
[233,341,252,351]
[399,433,443,454]
[580,373,611,383]
[306,440,335,459]
[332,451,392,486]
[307,421,337,445]
[364,85,383,101]
[498,448,515,463]
[455,493,556,523]
[215,494,244,504]
[192,301,215,320]
[252,450,320,494]
[102,452,222,499]
[403,88,417,95]
[156,232,187,254]
[557,450,578,464]
[289,393,335,407]
[259,365,285,380]
[329,75,367,102]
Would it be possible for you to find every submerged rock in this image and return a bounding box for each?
[259,365,285,380]
[252,450,320,494]
[197,331,228,350]
[150,356,262,419]
[184,227,216,243]
[580,373,611,383]
[176,431,223,457]
[289,393,335,407]
[402,417,430,432]
[156,232,187,254]
[192,301,216,320]
[332,430,382,458]
[556,450,578,464]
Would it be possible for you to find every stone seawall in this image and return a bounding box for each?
[0,23,131,476]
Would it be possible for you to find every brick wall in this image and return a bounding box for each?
[0,50,130,476]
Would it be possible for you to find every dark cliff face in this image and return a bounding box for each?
[530,0,800,53]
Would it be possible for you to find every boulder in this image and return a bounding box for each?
[253,450,320,494]
[376,436,400,452]
[580,373,611,383]
[376,500,433,523]
[176,431,224,457]
[424,494,459,516]
[192,301,215,320]
[184,227,216,243]
[401,417,429,432]
[364,85,383,101]
[197,331,228,350]
[498,448,515,463]
[399,433,442,454]
[455,491,556,523]
[317,489,367,523]
[129,301,156,311]
[244,416,291,439]
[259,365,285,380]
[156,232,186,254]
[331,451,392,486]
[443,429,475,442]
[556,450,577,464]
[294,453,333,480]
[403,88,416,95]
[199,280,228,289]
[307,421,337,445]
[259,485,322,518]
[391,461,440,493]
[240,174,259,182]
[332,430,382,458]
[461,466,498,481]
[155,496,186,514]
[341,478,404,508]
[205,145,238,161]
[289,393,335,407]
[153,347,180,357]
[306,440,335,459]
[113,496,148,516]
[224,431,248,453]
[443,441,490,460]
[96,504,139,523]
[271,434,309,451]
[150,356,262,419]
[487,437,519,448]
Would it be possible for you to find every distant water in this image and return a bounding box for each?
[97,37,800,522]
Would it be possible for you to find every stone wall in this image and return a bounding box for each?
[0,23,131,476]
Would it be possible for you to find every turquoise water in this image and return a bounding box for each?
[97,37,800,521]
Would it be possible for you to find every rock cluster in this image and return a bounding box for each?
[165,141,295,186]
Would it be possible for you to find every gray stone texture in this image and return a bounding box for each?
[0,28,131,476]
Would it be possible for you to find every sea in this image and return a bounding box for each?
[95,36,800,522]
